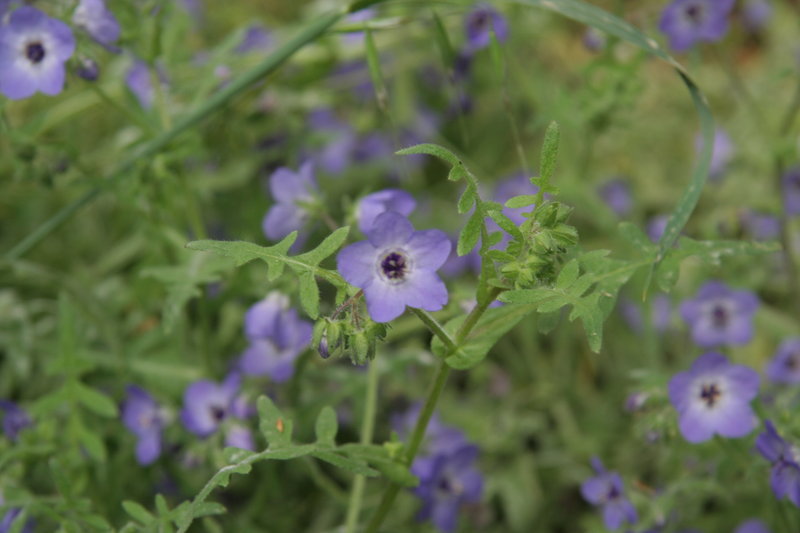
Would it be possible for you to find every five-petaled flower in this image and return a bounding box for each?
[756,420,800,507]
[659,0,735,51]
[238,292,312,382]
[337,211,450,322]
[121,385,166,465]
[580,457,638,530]
[679,281,759,347]
[0,6,75,100]
[668,352,759,443]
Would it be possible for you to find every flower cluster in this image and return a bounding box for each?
[394,407,483,532]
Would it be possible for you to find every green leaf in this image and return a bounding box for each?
[74,383,118,418]
[486,209,522,240]
[314,406,338,447]
[310,451,379,476]
[505,195,538,209]
[457,211,482,256]
[539,121,560,184]
[257,396,293,448]
[617,222,656,254]
[458,183,477,214]
[396,143,462,167]
[296,271,320,319]
[431,304,538,369]
[431,10,456,67]
[122,501,154,525]
[295,227,350,266]
[187,233,296,271]
[78,426,107,462]
[363,26,388,109]
[555,259,580,288]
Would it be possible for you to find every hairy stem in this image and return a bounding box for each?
[344,360,380,532]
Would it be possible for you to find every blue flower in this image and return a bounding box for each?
[180,373,254,450]
[679,281,759,348]
[464,3,508,53]
[597,178,632,217]
[121,386,166,465]
[262,162,318,242]
[659,0,734,51]
[756,420,800,507]
[580,457,637,530]
[668,352,759,443]
[0,6,75,100]
[356,189,416,233]
[0,400,31,441]
[735,519,771,533]
[72,0,120,46]
[238,292,312,382]
[337,212,451,322]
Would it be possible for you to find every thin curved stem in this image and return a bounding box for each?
[410,308,457,353]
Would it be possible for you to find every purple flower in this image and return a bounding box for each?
[597,178,632,217]
[238,292,312,382]
[659,0,734,51]
[337,212,451,322]
[412,442,483,533]
[735,519,771,533]
[0,7,75,100]
[741,210,780,241]
[121,386,165,465]
[464,3,508,53]
[72,0,120,46]
[742,0,772,33]
[756,420,800,507]
[392,405,470,456]
[583,27,606,52]
[679,281,759,347]
[125,60,153,109]
[621,294,671,334]
[647,215,669,243]
[668,352,759,443]
[696,128,734,180]
[262,162,317,242]
[766,338,800,384]
[781,166,800,216]
[357,189,416,233]
[236,25,272,54]
[0,504,33,533]
[580,458,637,530]
[0,401,31,441]
[180,373,253,449]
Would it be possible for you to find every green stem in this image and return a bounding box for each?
[344,360,380,533]
[364,287,504,533]
[410,308,457,352]
[88,83,157,135]
[6,5,379,260]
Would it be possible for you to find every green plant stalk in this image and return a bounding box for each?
[344,360,381,533]
[364,287,504,532]
[6,4,387,260]
[410,308,457,352]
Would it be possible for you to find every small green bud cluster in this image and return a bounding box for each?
[312,315,388,365]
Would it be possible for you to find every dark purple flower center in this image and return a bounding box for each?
[380,251,409,281]
[210,404,227,422]
[710,303,729,329]
[786,353,800,371]
[700,382,722,407]
[684,2,705,23]
[25,41,46,64]
[606,483,621,501]
[472,11,489,31]
[436,474,463,496]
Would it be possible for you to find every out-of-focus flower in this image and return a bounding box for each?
[580,457,637,530]
[766,338,800,384]
[756,420,800,507]
[464,3,508,53]
[734,519,771,533]
[582,27,606,52]
[696,128,734,181]
[236,25,272,54]
[356,189,416,233]
[0,400,31,441]
[781,166,800,216]
[72,0,120,46]
[337,212,450,322]
[494,174,538,227]
[620,294,672,334]
[0,6,75,99]
[741,0,772,33]
[238,292,312,382]
[75,56,99,81]
[125,59,166,109]
[647,215,669,243]
[0,494,33,533]
[668,352,759,443]
[121,386,166,465]
[741,210,780,241]
[597,178,632,217]
[659,0,734,51]
[679,281,759,347]
[180,373,254,449]
[262,162,317,242]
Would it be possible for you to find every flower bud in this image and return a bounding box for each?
[76,57,99,81]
